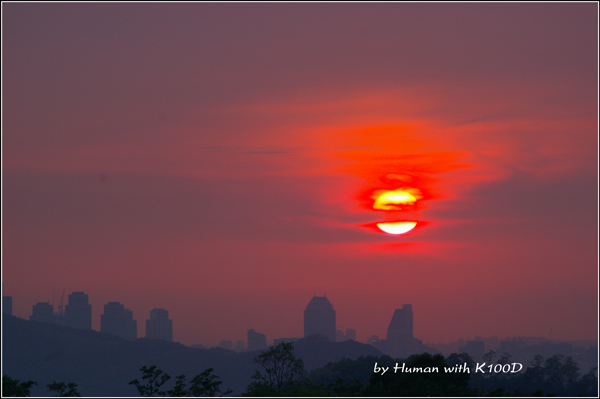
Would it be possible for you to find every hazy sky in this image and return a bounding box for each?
[3,3,597,346]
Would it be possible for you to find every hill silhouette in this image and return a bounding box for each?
[2,315,381,396]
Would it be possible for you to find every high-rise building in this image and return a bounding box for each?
[146,308,173,341]
[336,328,357,342]
[65,292,92,330]
[304,296,336,341]
[30,302,55,323]
[3,296,12,315]
[367,334,387,353]
[247,329,267,351]
[368,335,380,345]
[386,304,415,359]
[234,340,245,352]
[219,340,233,350]
[101,302,137,340]
[346,329,356,341]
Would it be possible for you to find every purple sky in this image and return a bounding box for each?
[2,3,597,346]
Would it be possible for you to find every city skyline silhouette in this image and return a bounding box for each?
[3,1,597,369]
[4,290,596,360]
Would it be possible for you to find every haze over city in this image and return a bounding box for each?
[2,2,597,351]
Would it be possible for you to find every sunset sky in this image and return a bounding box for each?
[3,3,597,346]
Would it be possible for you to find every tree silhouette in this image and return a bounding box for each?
[328,377,364,396]
[562,356,580,385]
[498,351,512,365]
[129,366,171,396]
[483,350,496,364]
[130,366,231,397]
[468,352,597,396]
[364,353,473,397]
[578,366,599,397]
[165,375,187,397]
[2,375,37,397]
[446,352,476,370]
[187,368,232,397]
[47,381,81,397]
[245,342,306,395]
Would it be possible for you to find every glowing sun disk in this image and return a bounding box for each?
[377,221,417,235]
[372,188,422,210]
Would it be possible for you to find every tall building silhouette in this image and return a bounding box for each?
[30,302,55,323]
[336,328,357,342]
[64,292,92,330]
[386,304,415,359]
[247,329,267,351]
[368,334,387,353]
[3,296,12,315]
[304,295,336,341]
[346,328,356,341]
[146,308,173,341]
[101,302,137,340]
[219,340,233,350]
[234,340,245,352]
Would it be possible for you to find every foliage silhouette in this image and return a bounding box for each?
[2,375,37,397]
[244,347,598,397]
[485,387,545,396]
[363,353,473,397]
[244,342,312,396]
[187,367,233,397]
[129,366,172,397]
[470,353,597,397]
[327,377,364,396]
[483,350,496,364]
[130,365,231,397]
[165,375,187,397]
[47,381,81,397]
[4,345,597,397]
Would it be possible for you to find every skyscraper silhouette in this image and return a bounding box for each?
[64,292,92,330]
[386,304,415,359]
[30,302,55,323]
[234,340,245,352]
[346,328,356,341]
[101,302,137,340]
[247,329,267,351]
[145,308,173,341]
[3,296,12,315]
[303,295,336,341]
[219,340,233,350]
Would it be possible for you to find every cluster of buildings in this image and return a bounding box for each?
[4,292,596,375]
[429,336,597,374]
[4,292,173,342]
[298,297,424,358]
[215,296,421,360]
[6,292,421,359]
[4,293,595,370]
[282,296,423,359]
[215,329,269,352]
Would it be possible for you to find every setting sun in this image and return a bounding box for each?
[372,188,423,210]
[376,221,418,235]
